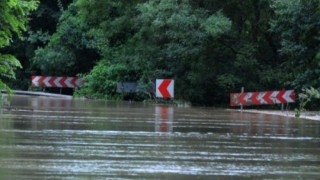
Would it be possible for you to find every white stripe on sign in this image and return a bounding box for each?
[257,92,266,104]
[65,77,73,88]
[271,91,279,103]
[76,78,83,87]
[43,76,51,87]
[54,77,63,87]
[32,76,41,87]
[284,90,295,103]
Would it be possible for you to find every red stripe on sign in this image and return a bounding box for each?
[71,77,78,87]
[31,76,37,87]
[263,91,275,104]
[158,79,172,98]
[49,76,57,87]
[290,91,296,102]
[250,92,261,105]
[38,76,47,87]
[31,76,85,88]
[59,77,67,87]
[230,93,237,106]
[276,90,286,103]
[238,92,248,106]
[230,89,296,107]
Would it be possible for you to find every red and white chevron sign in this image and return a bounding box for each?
[31,76,85,88]
[156,79,174,98]
[230,90,295,106]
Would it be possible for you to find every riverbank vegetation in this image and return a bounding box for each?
[1,0,319,108]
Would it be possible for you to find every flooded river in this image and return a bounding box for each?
[0,95,319,179]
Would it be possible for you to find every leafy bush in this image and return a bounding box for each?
[75,60,141,100]
[295,87,320,117]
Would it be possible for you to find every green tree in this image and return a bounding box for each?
[2,0,73,89]
[74,0,232,103]
[0,0,38,92]
[31,2,99,76]
[25,0,319,107]
[270,0,320,89]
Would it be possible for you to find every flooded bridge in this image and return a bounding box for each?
[0,95,319,179]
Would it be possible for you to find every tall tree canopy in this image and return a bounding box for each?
[73,0,283,104]
[2,0,72,89]
[270,0,320,89]
[0,0,38,91]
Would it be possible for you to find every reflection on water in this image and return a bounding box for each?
[0,95,319,179]
[0,109,15,180]
[155,106,173,133]
[229,111,293,136]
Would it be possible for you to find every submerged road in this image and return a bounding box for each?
[0,95,319,179]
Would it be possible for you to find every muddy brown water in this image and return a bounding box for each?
[0,95,319,179]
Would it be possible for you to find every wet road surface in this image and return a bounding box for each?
[0,95,319,179]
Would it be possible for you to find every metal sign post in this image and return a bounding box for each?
[240,87,244,110]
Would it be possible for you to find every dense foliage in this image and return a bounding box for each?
[271,0,320,89]
[0,0,38,92]
[1,0,72,89]
[2,0,320,107]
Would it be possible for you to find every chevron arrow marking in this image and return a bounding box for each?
[71,77,78,87]
[263,91,275,104]
[250,92,261,105]
[65,77,73,88]
[275,90,286,103]
[59,77,67,87]
[48,77,57,87]
[230,93,237,106]
[38,76,47,87]
[43,76,51,87]
[158,80,171,98]
[31,76,85,88]
[54,77,63,87]
[238,92,248,106]
[31,76,40,87]
[156,79,174,98]
[284,90,295,103]
[230,90,296,106]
